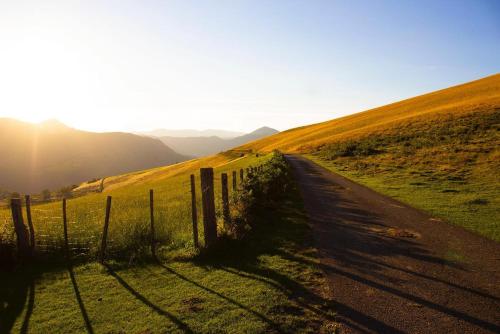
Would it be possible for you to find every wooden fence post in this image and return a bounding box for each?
[10,198,30,258]
[240,169,244,183]
[25,195,35,252]
[200,168,217,247]
[190,175,199,249]
[221,173,230,230]
[150,189,156,258]
[99,178,105,193]
[232,171,237,191]
[63,198,69,257]
[99,196,112,263]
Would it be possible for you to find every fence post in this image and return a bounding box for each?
[99,196,112,263]
[221,173,230,230]
[240,169,244,183]
[63,198,69,257]
[190,175,199,249]
[149,189,156,258]
[10,198,30,258]
[200,168,217,247]
[232,171,237,191]
[25,195,35,252]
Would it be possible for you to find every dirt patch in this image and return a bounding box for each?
[181,297,204,313]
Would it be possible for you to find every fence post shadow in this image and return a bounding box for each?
[68,263,94,334]
[103,264,194,334]
[0,270,35,334]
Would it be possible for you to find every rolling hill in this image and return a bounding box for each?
[0,119,188,194]
[240,74,500,152]
[242,73,500,240]
[157,126,279,157]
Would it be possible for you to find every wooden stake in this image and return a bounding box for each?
[240,169,244,183]
[221,173,230,230]
[10,198,30,258]
[99,196,112,263]
[63,198,69,257]
[232,171,237,191]
[190,175,199,248]
[200,168,217,247]
[25,195,35,252]
[150,189,156,258]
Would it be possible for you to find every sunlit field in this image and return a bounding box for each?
[0,151,270,261]
[241,75,500,241]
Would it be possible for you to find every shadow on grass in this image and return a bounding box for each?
[104,264,194,334]
[0,265,35,334]
[149,193,337,333]
[68,263,94,334]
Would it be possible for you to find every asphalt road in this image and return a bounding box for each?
[287,155,500,334]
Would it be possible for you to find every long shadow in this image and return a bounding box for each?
[104,264,193,334]
[0,268,35,333]
[68,264,94,334]
[20,280,35,334]
[287,155,500,333]
[323,262,500,332]
[154,263,285,332]
[332,300,405,334]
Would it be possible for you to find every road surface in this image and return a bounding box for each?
[287,155,500,334]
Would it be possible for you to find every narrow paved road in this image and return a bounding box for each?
[287,155,500,334]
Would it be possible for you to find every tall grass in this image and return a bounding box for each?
[0,153,270,262]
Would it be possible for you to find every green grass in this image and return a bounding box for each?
[0,183,336,333]
[304,108,500,241]
[0,152,271,261]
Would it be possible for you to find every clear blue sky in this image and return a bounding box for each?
[0,0,498,132]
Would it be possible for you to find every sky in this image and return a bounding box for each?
[0,0,498,133]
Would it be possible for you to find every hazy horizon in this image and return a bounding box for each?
[1,0,499,133]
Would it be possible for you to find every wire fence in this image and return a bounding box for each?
[0,166,261,263]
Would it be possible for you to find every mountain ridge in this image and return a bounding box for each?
[0,118,189,193]
[139,128,245,139]
[158,126,279,157]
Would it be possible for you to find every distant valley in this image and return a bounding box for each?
[0,119,188,193]
[139,128,245,139]
[0,120,278,194]
[152,127,279,157]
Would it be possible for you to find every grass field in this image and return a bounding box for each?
[0,176,336,333]
[0,150,270,261]
[240,74,499,153]
[240,74,500,241]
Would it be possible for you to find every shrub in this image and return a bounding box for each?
[228,151,291,238]
[321,140,381,159]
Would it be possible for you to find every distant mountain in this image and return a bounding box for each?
[0,119,188,193]
[140,128,245,139]
[158,127,279,157]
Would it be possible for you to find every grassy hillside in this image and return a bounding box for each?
[0,167,336,333]
[0,150,268,261]
[242,74,500,240]
[0,119,188,194]
[241,74,499,153]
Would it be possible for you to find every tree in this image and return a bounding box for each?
[58,186,73,199]
[41,189,51,202]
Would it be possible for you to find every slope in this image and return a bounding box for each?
[241,74,499,152]
[0,119,188,193]
[241,74,500,240]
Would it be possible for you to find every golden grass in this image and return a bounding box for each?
[0,151,269,259]
[241,74,500,152]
